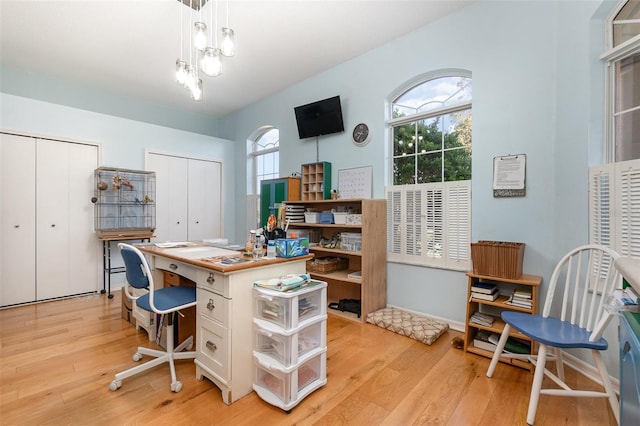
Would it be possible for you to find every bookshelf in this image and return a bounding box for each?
[464,272,542,371]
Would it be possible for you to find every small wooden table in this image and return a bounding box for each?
[98,231,154,298]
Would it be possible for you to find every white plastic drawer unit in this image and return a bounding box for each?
[196,288,229,325]
[253,350,327,407]
[253,315,327,368]
[197,315,231,382]
[253,281,327,330]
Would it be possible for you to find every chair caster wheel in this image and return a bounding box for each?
[133,353,142,362]
[109,380,122,391]
[171,381,183,393]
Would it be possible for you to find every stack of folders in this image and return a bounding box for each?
[470,311,496,327]
[505,289,532,309]
[471,282,499,301]
[473,330,531,354]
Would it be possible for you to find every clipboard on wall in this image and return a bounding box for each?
[493,154,526,197]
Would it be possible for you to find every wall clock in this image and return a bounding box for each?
[352,123,371,147]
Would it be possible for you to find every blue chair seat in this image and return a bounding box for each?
[136,286,196,313]
[501,311,608,350]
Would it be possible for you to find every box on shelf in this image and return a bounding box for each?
[471,240,525,279]
[253,280,327,330]
[253,315,327,367]
[121,290,133,323]
[340,232,362,252]
[318,212,334,224]
[333,212,348,224]
[275,238,309,258]
[306,257,349,273]
[290,229,321,244]
[304,212,319,223]
[253,350,327,407]
[346,214,362,225]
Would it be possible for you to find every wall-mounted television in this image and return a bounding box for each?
[294,95,344,139]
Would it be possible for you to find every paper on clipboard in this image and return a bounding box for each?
[493,155,525,190]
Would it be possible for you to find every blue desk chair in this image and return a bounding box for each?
[486,245,621,425]
[109,243,196,393]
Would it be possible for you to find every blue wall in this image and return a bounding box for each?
[219,0,613,326]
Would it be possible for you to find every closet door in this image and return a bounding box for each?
[36,139,98,300]
[147,153,188,242]
[187,158,222,241]
[0,134,36,306]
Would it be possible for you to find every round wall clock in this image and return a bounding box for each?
[352,123,371,147]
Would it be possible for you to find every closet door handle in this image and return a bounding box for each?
[51,224,56,228]
[14,225,19,228]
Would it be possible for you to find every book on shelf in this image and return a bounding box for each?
[513,289,532,299]
[473,329,502,352]
[487,333,531,354]
[505,291,532,308]
[470,311,496,326]
[471,282,497,294]
[471,288,499,302]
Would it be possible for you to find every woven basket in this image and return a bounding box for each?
[470,241,525,279]
[306,257,348,273]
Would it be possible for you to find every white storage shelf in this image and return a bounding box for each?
[253,283,327,330]
[253,315,327,367]
[252,279,328,411]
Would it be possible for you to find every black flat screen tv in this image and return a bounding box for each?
[294,95,344,139]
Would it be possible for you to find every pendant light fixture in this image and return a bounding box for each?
[175,0,235,101]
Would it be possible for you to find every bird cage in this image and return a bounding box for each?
[92,167,156,238]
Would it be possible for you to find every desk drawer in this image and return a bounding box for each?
[197,269,228,297]
[197,288,230,325]
[197,315,230,382]
[154,256,200,283]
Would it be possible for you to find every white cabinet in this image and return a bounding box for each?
[147,153,222,242]
[1,134,36,306]
[0,133,99,306]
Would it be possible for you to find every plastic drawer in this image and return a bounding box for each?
[253,280,327,330]
[253,350,327,408]
[253,315,327,367]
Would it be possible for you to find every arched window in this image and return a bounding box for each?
[386,71,472,270]
[251,127,280,194]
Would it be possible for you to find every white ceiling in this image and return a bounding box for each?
[0,0,473,118]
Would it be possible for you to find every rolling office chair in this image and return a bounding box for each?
[109,243,196,393]
[486,245,621,425]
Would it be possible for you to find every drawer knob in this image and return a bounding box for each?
[206,341,217,351]
[206,299,215,310]
[207,273,215,284]
[169,263,178,270]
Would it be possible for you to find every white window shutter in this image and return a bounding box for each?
[589,165,613,248]
[423,185,444,266]
[405,185,423,259]
[445,181,472,269]
[386,187,403,262]
[615,159,640,258]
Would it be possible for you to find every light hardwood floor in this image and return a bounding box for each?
[0,291,616,425]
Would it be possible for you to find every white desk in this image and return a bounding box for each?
[137,243,311,404]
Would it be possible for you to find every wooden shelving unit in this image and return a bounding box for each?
[285,198,386,322]
[464,272,542,370]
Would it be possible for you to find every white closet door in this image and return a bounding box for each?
[36,139,98,300]
[0,134,36,306]
[187,158,222,241]
[148,153,188,242]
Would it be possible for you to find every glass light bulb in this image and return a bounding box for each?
[202,47,223,77]
[221,27,235,57]
[191,79,203,101]
[194,22,208,51]
[185,64,197,90]
[175,59,187,85]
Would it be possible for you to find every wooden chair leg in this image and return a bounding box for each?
[527,343,547,425]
